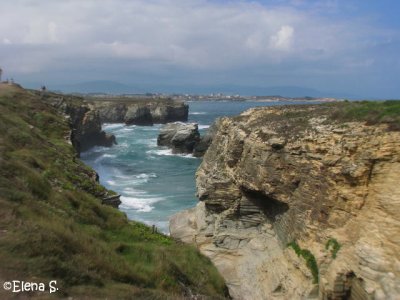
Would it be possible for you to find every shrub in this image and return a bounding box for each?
[288,241,319,284]
[325,238,341,259]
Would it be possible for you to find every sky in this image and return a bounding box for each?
[0,0,399,97]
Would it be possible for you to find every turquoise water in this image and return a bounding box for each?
[81,100,311,233]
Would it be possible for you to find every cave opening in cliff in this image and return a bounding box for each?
[240,187,289,222]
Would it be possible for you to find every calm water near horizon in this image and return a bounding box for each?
[81,100,314,233]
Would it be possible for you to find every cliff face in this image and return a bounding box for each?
[41,93,116,153]
[91,99,188,125]
[170,104,400,299]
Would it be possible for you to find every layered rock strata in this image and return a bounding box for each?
[41,93,116,153]
[192,121,219,157]
[158,121,217,156]
[170,105,400,300]
[92,99,188,125]
[158,122,200,154]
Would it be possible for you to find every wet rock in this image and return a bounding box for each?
[157,122,200,154]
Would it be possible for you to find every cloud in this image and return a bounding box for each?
[0,0,398,97]
[270,25,294,50]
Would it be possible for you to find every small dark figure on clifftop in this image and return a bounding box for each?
[41,85,47,92]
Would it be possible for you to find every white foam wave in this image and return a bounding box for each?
[135,173,157,179]
[102,123,125,131]
[123,187,147,196]
[120,127,135,132]
[198,124,210,129]
[103,154,117,158]
[106,180,116,186]
[113,174,133,180]
[190,112,207,115]
[147,149,172,156]
[147,149,197,159]
[117,142,129,148]
[120,196,165,212]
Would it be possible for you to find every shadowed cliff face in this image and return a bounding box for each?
[170,103,400,300]
[40,94,189,152]
[39,92,116,153]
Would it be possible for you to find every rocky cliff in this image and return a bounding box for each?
[40,92,116,153]
[170,102,400,300]
[0,83,228,299]
[90,98,188,125]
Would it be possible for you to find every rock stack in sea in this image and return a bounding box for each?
[157,121,217,156]
[157,122,200,154]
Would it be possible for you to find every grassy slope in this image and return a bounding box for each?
[0,85,227,299]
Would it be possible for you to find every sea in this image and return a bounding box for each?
[81,100,311,233]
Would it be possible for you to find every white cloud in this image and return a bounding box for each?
[270,25,294,50]
[0,0,396,95]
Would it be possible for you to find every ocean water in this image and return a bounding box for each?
[81,100,311,233]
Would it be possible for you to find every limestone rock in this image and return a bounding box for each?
[93,100,188,125]
[158,123,200,154]
[170,105,400,300]
[124,106,153,125]
[193,120,219,157]
[44,95,117,153]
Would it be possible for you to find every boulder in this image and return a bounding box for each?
[157,123,200,154]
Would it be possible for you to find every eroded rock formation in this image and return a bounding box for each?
[170,105,400,300]
[92,99,188,125]
[157,121,217,156]
[192,121,219,157]
[41,94,117,153]
[158,122,200,154]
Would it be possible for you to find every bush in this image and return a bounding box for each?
[325,238,341,259]
[288,241,319,284]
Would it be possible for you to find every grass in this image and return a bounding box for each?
[328,100,400,130]
[288,241,319,284]
[235,100,400,140]
[325,238,341,259]
[0,84,228,299]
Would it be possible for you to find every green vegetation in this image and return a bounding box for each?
[328,100,400,130]
[288,241,319,284]
[325,238,341,259]
[0,85,227,299]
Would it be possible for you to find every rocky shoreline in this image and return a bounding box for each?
[170,104,400,299]
[90,98,188,125]
[40,92,189,154]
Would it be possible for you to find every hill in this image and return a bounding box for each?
[0,83,228,299]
